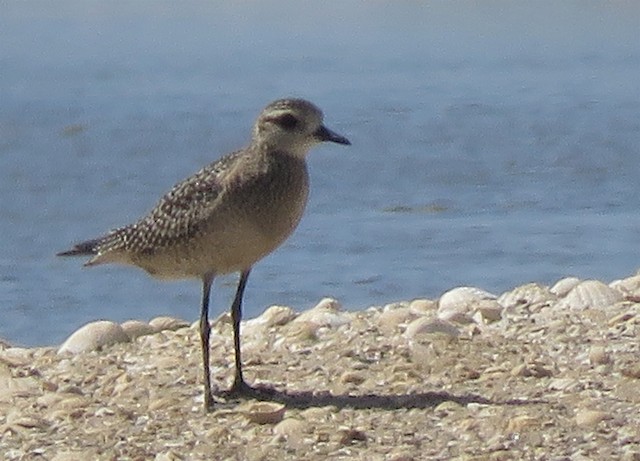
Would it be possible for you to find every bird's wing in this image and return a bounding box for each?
[59,150,244,263]
[129,151,242,252]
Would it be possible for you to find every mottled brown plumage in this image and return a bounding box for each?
[58,98,350,411]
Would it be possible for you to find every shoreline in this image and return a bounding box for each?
[2,274,640,459]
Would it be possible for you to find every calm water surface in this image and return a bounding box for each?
[1,1,639,346]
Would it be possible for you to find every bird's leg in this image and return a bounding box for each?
[199,273,216,412]
[228,268,252,396]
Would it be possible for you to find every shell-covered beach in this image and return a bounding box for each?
[2,273,640,460]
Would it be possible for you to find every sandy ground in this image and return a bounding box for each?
[2,274,640,461]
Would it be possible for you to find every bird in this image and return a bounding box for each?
[58,98,350,411]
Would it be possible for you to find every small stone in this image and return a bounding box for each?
[621,364,640,379]
[575,409,610,428]
[511,362,553,378]
[6,410,48,429]
[621,450,640,461]
[58,321,130,354]
[340,371,366,385]
[507,415,539,432]
[476,300,504,322]
[548,378,580,391]
[154,451,185,461]
[273,418,310,439]
[0,375,40,401]
[338,428,367,445]
[589,345,611,365]
[51,451,99,461]
[434,401,462,417]
[241,402,286,425]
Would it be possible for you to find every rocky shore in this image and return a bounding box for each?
[2,273,640,460]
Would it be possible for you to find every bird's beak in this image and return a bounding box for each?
[315,125,351,145]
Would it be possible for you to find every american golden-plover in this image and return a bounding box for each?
[58,98,350,411]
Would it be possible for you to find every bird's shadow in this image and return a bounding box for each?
[216,385,544,410]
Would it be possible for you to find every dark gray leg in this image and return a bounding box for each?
[229,268,252,395]
[200,273,215,412]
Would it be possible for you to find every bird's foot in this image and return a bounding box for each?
[217,379,277,401]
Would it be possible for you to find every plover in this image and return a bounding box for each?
[58,98,350,411]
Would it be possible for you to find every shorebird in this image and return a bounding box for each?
[58,98,350,411]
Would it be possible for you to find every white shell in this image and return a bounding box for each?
[58,321,130,354]
[609,274,640,297]
[498,283,556,310]
[555,280,623,310]
[550,277,581,297]
[438,286,500,322]
[294,298,350,328]
[148,316,189,332]
[405,317,460,339]
[245,305,296,329]
[241,402,286,425]
[120,320,156,340]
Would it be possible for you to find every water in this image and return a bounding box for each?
[1,1,638,346]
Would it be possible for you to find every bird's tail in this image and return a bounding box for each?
[57,238,102,257]
[58,227,132,266]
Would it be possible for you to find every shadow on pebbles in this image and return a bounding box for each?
[2,274,640,460]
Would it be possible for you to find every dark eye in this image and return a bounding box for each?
[274,113,299,130]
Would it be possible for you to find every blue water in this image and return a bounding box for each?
[1,1,638,346]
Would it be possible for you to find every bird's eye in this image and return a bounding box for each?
[273,113,299,130]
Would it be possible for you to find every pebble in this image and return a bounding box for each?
[51,450,99,461]
[340,370,366,385]
[621,364,640,379]
[507,415,540,432]
[511,362,553,378]
[273,417,310,443]
[589,345,611,365]
[240,402,286,425]
[575,409,610,428]
[338,428,367,445]
[58,321,130,354]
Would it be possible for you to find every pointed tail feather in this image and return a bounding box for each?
[57,238,102,257]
